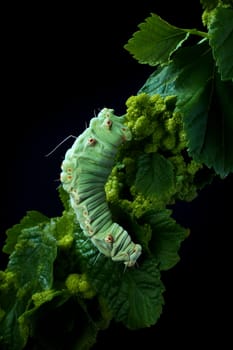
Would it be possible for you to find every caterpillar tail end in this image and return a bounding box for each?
[124,244,142,268]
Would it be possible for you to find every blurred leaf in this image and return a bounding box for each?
[200,0,218,11]
[195,74,233,177]
[0,302,25,350]
[208,5,233,81]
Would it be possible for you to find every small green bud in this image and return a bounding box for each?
[57,234,74,249]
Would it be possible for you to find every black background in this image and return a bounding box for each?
[1,1,231,348]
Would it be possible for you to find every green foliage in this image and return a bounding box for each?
[3,211,49,254]
[107,92,210,211]
[135,153,174,200]
[1,1,232,349]
[208,5,233,80]
[124,13,190,66]
[138,41,233,178]
[125,1,233,177]
[142,210,189,270]
[65,273,96,299]
[74,230,165,329]
[0,223,57,349]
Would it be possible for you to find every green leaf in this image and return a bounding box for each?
[3,211,49,254]
[17,291,101,350]
[139,41,233,177]
[58,184,70,211]
[110,259,165,329]
[74,231,165,329]
[200,0,218,11]
[196,74,233,177]
[142,209,189,270]
[52,209,76,242]
[139,40,214,98]
[0,302,25,350]
[17,291,75,350]
[7,225,57,291]
[0,225,57,349]
[208,5,233,81]
[124,13,189,66]
[19,292,68,349]
[135,153,174,199]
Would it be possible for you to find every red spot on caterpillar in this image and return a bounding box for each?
[105,234,114,243]
[105,119,112,129]
[87,138,97,146]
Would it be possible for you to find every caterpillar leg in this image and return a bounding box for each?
[109,225,142,266]
[91,233,113,257]
[124,244,142,267]
[111,243,142,267]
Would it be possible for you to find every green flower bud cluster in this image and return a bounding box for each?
[129,186,156,218]
[168,155,203,202]
[201,0,230,27]
[125,93,168,141]
[0,271,15,321]
[104,92,206,221]
[125,93,186,155]
[0,271,15,291]
[57,234,74,249]
[116,192,153,218]
[105,164,125,203]
[65,273,96,299]
[32,289,57,307]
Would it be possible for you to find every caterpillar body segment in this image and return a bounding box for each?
[60,108,142,267]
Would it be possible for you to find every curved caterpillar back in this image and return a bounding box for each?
[60,108,142,267]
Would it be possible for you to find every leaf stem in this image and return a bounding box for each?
[183,28,209,38]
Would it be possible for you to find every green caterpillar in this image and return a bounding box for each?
[60,108,142,267]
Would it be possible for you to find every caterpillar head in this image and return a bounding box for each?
[90,108,132,147]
